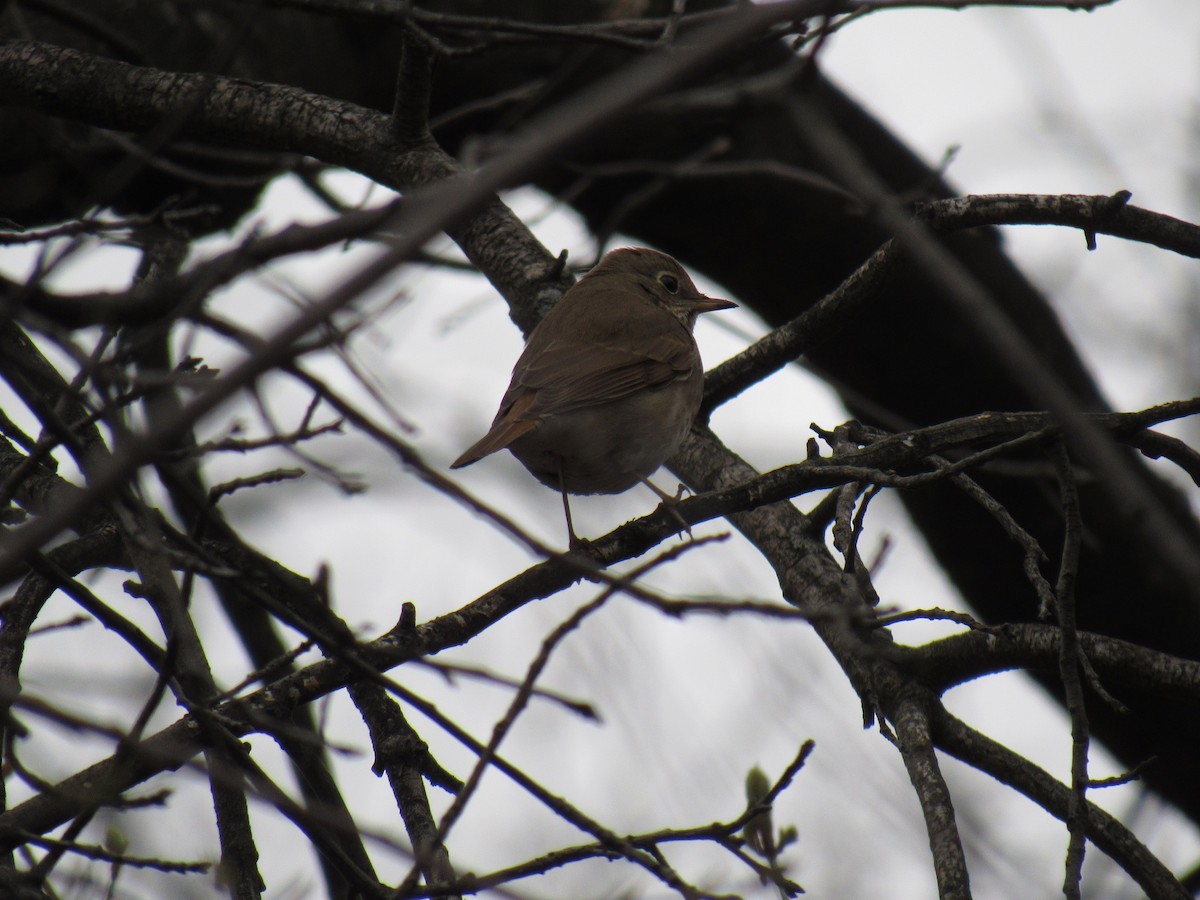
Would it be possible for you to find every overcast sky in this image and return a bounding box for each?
[2,3,1199,897]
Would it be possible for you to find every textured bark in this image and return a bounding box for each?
[3,0,1200,833]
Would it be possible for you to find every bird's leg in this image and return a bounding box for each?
[640,477,692,537]
[560,488,584,549]
[557,465,585,549]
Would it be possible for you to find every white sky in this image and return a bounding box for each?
[2,2,1199,897]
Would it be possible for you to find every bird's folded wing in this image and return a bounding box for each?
[450,334,695,467]
[516,334,695,416]
[449,392,540,468]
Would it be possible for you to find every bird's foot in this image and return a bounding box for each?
[663,500,692,538]
[642,478,692,538]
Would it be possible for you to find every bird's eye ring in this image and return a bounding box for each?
[658,273,679,293]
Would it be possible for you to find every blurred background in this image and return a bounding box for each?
[2,1,1199,897]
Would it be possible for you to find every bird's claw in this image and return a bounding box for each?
[657,489,692,538]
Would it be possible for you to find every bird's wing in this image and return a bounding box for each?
[516,331,696,416]
[450,334,695,467]
[451,295,700,468]
[449,392,540,468]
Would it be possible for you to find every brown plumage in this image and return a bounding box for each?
[451,247,736,545]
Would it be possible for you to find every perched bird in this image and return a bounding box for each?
[451,247,736,546]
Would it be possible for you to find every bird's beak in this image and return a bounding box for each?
[691,294,738,313]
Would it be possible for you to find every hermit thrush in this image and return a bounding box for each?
[451,247,736,545]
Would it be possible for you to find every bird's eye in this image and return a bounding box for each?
[658,273,679,293]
